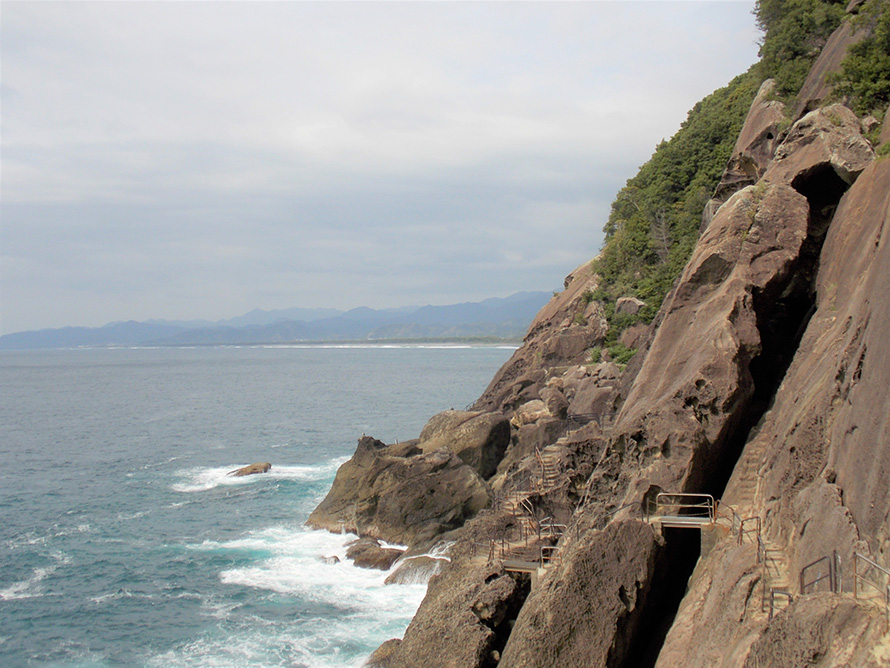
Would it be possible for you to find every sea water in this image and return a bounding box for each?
[0,344,515,668]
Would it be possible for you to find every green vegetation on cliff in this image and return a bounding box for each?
[589,0,884,363]
[831,0,890,114]
[590,73,759,358]
[754,0,847,99]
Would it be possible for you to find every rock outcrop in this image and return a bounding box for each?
[306,436,491,546]
[417,410,510,479]
[345,537,405,570]
[228,462,271,476]
[472,261,607,416]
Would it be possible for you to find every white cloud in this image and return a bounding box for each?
[0,1,760,334]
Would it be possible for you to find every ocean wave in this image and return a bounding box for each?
[148,539,425,668]
[171,460,346,493]
[203,526,425,610]
[0,552,69,601]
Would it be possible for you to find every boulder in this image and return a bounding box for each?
[539,385,568,419]
[619,322,649,350]
[345,537,405,571]
[510,399,550,427]
[306,436,491,546]
[615,296,645,315]
[417,410,510,479]
[612,180,811,502]
[227,462,271,477]
[764,104,874,187]
[371,558,527,668]
[712,79,787,204]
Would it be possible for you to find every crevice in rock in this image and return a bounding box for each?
[609,528,701,668]
[628,168,852,668]
[704,166,850,500]
[486,573,532,667]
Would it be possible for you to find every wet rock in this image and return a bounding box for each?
[374,558,527,668]
[345,537,404,571]
[227,462,271,477]
[384,555,448,585]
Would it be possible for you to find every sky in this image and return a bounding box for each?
[0,1,760,335]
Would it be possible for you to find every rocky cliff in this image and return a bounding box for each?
[309,1,890,665]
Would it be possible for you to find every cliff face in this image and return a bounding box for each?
[311,3,890,666]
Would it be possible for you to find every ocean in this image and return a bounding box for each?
[0,344,515,668]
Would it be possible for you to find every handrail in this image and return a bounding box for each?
[800,554,835,594]
[738,516,762,546]
[716,503,742,535]
[648,493,716,525]
[540,544,560,568]
[768,589,793,621]
[853,552,890,620]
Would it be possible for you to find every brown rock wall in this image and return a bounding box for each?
[498,520,663,668]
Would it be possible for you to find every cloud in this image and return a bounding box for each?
[0,1,760,334]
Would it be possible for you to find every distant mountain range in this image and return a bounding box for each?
[0,292,552,349]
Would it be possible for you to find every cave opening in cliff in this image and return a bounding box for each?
[708,165,851,499]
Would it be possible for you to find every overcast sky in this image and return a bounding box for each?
[0,1,760,335]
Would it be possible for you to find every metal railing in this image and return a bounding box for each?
[645,493,716,527]
[739,516,762,546]
[540,544,561,568]
[800,553,837,594]
[853,552,890,620]
[768,590,793,620]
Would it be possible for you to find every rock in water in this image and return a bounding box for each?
[345,537,405,571]
[228,462,272,477]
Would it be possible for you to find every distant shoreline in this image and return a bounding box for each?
[0,337,523,352]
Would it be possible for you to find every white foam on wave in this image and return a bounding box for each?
[216,526,425,616]
[171,460,347,494]
[0,551,69,601]
[172,525,426,667]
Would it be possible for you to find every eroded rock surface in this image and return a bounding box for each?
[306,436,491,545]
[417,410,510,479]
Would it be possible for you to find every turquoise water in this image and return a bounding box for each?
[0,345,514,668]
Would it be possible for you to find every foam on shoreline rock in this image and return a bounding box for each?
[227,462,271,477]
